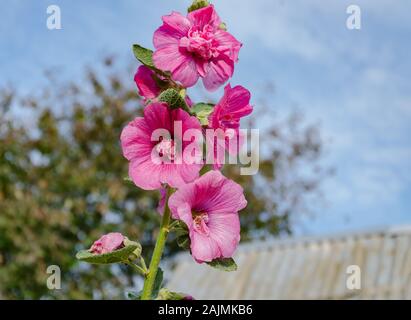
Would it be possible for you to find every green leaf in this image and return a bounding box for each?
[188,0,209,12]
[219,22,227,31]
[151,267,164,299]
[75,239,142,265]
[127,290,142,300]
[158,89,190,112]
[156,288,192,300]
[175,221,190,250]
[132,44,155,68]
[176,233,190,250]
[191,103,214,126]
[206,257,237,272]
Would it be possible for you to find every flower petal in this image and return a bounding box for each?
[134,66,161,99]
[153,45,190,73]
[153,12,191,49]
[195,171,247,214]
[190,231,221,262]
[129,157,162,190]
[208,213,240,258]
[120,117,152,161]
[187,5,221,30]
[214,30,242,62]
[202,55,234,91]
[171,57,200,88]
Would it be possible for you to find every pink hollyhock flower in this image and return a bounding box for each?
[209,83,253,132]
[90,232,125,254]
[206,83,253,169]
[121,102,203,190]
[168,170,247,263]
[134,65,161,100]
[153,5,242,92]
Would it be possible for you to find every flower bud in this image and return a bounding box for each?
[90,232,125,254]
[188,0,210,13]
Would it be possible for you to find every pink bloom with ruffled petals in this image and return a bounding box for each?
[168,171,247,263]
[90,232,125,254]
[153,5,242,92]
[121,102,203,190]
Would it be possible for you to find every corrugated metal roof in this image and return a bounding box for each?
[165,226,411,299]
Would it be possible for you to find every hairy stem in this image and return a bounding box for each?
[140,187,172,300]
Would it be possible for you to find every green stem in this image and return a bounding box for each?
[140,187,172,300]
[126,261,147,277]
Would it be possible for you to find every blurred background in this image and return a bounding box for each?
[0,0,410,299]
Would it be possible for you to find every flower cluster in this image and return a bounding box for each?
[78,0,254,300]
[123,3,252,263]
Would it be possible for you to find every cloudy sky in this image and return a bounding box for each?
[1,0,410,236]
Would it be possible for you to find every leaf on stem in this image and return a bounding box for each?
[151,267,164,299]
[156,288,193,300]
[127,290,142,300]
[132,44,155,68]
[191,103,214,126]
[206,257,237,272]
[158,89,190,112]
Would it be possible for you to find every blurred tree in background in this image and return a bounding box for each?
[0,58,330,299]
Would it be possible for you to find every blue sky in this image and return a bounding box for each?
[1,0,410,236]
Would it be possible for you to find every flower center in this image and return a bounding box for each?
[155,138,175,161]
[180,26,218,60]
[192,211,210,235]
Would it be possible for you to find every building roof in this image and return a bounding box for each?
[166,226,411,299]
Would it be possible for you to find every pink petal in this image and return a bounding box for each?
[171,57,200,88]
[214,30,242,62]
[142,102,172,131]
[153,45,189,73]
[187,5,221,30]
[129,157,162,190]
[120,117,152,161]
[169,184,197,221]
[222,84,253,118]
[196,171,247,214]
[190,231,221,262]
[202,55,234,91]
[153,12,191,49]
[134,66,161,99]
[159,164,190,188]
[208,213,240,258]
[90,232,125,254]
